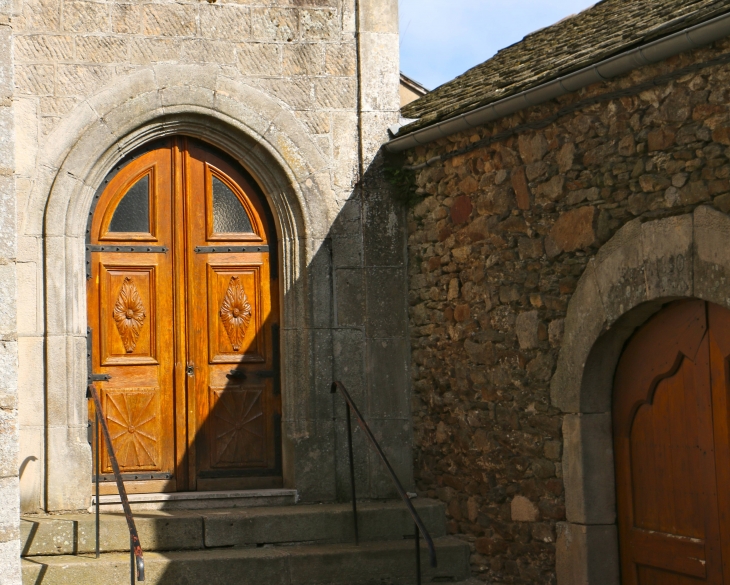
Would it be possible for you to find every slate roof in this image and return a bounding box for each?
[399,0,730,135]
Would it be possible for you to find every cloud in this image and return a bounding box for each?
[400,0,598,90]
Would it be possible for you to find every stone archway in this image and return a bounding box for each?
[551,205,730,584]
[30,65,336,511]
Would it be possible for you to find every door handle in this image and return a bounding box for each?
[186,364,194,377]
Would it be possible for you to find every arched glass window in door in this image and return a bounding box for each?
[109,174,150,233]
[212,176,253,234]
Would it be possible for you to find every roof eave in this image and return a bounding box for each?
[386,9,730,153]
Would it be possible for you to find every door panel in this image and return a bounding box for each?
[185,141,281,490]
[88,144,176,492]
[614,300,725,584]
[88,137,281,494]
[100,265,158,365]
[208,264,267,363]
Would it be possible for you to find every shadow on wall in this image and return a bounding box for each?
[21,142,414,582]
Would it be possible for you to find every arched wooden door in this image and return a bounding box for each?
[87,137,281,494]
[614,300,730,584]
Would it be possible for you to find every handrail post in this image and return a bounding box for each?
[95,411,100,559]
[88,384,145,582]
[331,381,437,571]
[414,522,421,585]
[130,536,135,585]
[345,404,359,545]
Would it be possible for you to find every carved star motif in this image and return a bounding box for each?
[113,277,146,353]
[220,276,252,351]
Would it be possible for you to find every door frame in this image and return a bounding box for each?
[37,69,338,511]
[552,207,730,584]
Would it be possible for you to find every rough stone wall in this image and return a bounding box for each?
[11,0,403,513]
[404,38,730,583]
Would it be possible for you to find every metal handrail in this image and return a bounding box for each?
[88,383,145,583]
[331,381,437,578]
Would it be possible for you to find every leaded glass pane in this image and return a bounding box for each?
[212,176,253,233]
[109,174,150,233]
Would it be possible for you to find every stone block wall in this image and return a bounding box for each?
[0,0,20,580]
[403,38,730,583]
[11,0,404,514]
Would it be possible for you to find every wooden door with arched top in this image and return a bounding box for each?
[613,300,730,584]
[87,137,281,494]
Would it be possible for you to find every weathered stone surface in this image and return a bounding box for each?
[511,495,539,522]
[548,206,597,254]
[556,523,619,585]
[562,414,615,525]
[516,310,539,349]
[402,19,730,585]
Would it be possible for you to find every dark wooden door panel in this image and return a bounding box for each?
[614,300,726,585]
[185,140,281,490]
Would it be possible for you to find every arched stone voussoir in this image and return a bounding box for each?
[34,64,333,242]
[551,207,728,414]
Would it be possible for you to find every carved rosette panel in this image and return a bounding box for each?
[113,277,146,353]
[220,276,252,351]
[211,388,264,466]
[105,390,159,469]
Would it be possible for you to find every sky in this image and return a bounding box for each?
[399,0,600,91]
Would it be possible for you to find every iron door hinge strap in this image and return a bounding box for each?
[93,472,172,482]
[86,245,168,279]
[86,245,168,253]
[194,245,269,253]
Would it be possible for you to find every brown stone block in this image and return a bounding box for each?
[476,185,513,216]
[129,38,180,65]
[535,175,564,203]
[518,133,548,164]
[647,127,675,151]
[511,166,530,210]
[713,126,730,145]
[547,206,598,253]
[450,195,472,224]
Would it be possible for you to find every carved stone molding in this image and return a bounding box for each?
[220,276,252,351]
[113,277,146,353]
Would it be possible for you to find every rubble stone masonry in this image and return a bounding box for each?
[404,38,730,584]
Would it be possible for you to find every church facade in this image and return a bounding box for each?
[0,0,411,581]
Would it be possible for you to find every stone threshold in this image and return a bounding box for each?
[89,488,298,512]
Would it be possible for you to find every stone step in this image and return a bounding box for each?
[22,499,447,556]
[90,488,298,512]
[21,537,471,585]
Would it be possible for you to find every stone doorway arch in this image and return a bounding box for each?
[30,65,336,511]
[551,205,730,584]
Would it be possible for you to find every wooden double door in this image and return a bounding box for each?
[87,137,281,493]
[614,300,730,584]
